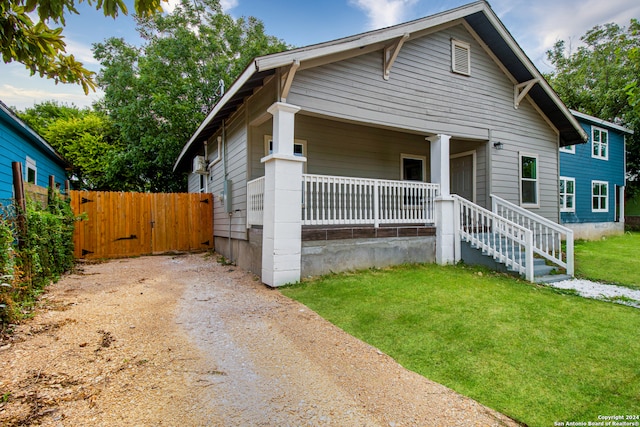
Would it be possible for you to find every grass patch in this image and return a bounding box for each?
[575,232,640,289]
[282,264,640,427]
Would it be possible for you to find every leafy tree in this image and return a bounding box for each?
[94,0,289,192]
[0,0,163,93]
[19,101,120,189]
[546,19,640,193]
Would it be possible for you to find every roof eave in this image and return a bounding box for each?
[467,6,588,145]
[174,60,259,172]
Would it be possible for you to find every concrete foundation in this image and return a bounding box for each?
[562,221,624,240]
[214,228,263,277]
[301,236,436,278]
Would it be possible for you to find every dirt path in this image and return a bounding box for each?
[0,254,519,426]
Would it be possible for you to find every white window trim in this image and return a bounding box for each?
[207,136,222,170]
[519,152,539,208]
[199,174,206,193]
[591,126,609,160]
[25,156,37,184]
[591,180,609,213]
[264,135,307,172]
[559,145,575,154]
[400,153,427,182]
[451,39,471,76]
[559,176,575,213]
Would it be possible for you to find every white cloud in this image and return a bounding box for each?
[351,0,418,29]
[492,0,640,71]
[220,0,239,11]
[161,0,180,14]
[0,83,102,111]
[63,38,99,66]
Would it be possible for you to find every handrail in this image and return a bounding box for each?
[490,194,574,276]
[453,195,534,281]
[302,174,439,227]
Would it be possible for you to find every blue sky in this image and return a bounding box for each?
[1,0,639,110]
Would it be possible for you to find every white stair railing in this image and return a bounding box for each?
[453,195,534,281]
[491,194,574,276]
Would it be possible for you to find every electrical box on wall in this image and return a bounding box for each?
[223,179,232,213]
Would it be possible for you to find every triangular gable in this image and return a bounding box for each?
[175,0,586,172]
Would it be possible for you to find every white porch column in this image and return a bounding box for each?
[261,102,305,287]
[428,134,457,264]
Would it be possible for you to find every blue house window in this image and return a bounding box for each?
[25,156,37,184]
[592,180,608,212]
[592,126,608,160]
[559,145,575,154]
[560,177,575,212]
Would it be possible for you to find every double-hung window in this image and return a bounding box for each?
[519,153,538,207]
[592,180,608,212]
[592,126,608,160]
[559,177,575,212]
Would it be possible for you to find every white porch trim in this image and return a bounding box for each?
[261,102,305,287]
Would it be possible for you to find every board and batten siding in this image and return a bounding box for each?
[286,23,560,221]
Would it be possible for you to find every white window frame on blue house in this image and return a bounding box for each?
[25,156,37,184]
[560,176,575,212]
[591,126,608,160]
[559,144,575,154]
[519,152,539,208]
[591,180,608,212]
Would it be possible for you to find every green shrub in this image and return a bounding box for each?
[1,191,75,328]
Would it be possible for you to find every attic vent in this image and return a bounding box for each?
[451,39,471,76]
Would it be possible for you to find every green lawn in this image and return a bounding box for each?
[575,232,640,289]
[281,265,640,427]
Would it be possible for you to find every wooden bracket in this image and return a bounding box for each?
[383,33,409,80]
[514,78,539,109]
[280,59,300,101]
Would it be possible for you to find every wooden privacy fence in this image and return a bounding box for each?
[70,191,214,259]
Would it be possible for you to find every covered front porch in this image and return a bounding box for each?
[249,102,573,287]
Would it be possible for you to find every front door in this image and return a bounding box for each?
[450,152,475,202]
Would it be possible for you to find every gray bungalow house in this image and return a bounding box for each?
[175,0,587,286]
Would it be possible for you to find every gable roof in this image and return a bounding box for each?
[571,110,634,135]
[175,0,587,172]
[0,99,68,168]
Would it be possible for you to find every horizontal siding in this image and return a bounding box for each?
[286,23,560,221]
[250,114,489,206]
[206,108,248,240]
[560,121,626,224]
[0,117,67,201]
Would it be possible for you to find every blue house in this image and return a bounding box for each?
[559,110,633,239]
[0,100,68,204]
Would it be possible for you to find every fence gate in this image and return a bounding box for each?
[70,191,214,259]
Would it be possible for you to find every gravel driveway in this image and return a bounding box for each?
[0,254,519,426]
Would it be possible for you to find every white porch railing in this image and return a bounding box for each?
[491,194,574,276]
[301,174,439,227]
[246,174,440,228]
[247,176,265,226]
[454,195,534,281]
